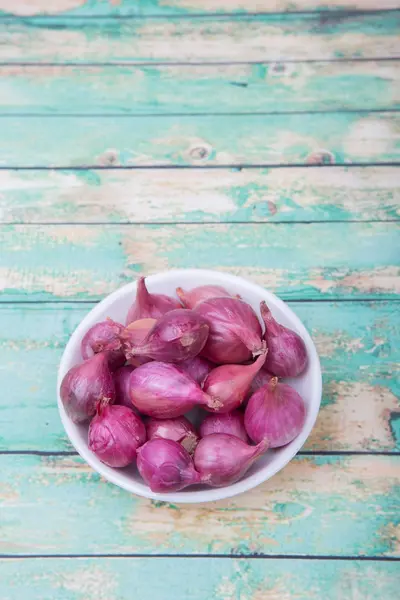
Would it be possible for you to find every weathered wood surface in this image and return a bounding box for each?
[1,558,399,600]
[0,4,399,596]
[1,13,399,63]
[2,61,399,114]
[1,0,399,16]
[0,223,398,301]
[1,301,398,452]
[0,453,398,556]
[1,167,399,223]
[2,112,400,167]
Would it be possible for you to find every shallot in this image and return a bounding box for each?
[247,368,274,402]
[122,309,209,364]
[179,356,213,387]
[245,377,306,447]
[88,404,146,467]
[60,353,115,423]
[203,352,267,413]
[195,297,263,364]
[128,362,215,418]
[194,433,268,487]
[199,410,248,443]
[146,416,199,454]
[177,285,232,309]
[260,301,307,377]
[137,438,200,492]
[114,365,137,410]
[123,318,156,367]
[126,276,181,325]
[81,319,125,371]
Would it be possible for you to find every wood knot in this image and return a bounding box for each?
[270,62,286,74]
[189,146,210,161]
[305,150,335,165]
[97,149,119,166]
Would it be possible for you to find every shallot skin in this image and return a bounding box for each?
[126,276,181,325]
[246,368,274,404]
[60,353,115,424]
[146,416,199,454]
[128,361,213,418]
[137,438,201,492]
[194,433,269,487]
[199,410,248,443]
[245,378,306,448]
[88,404,146,468]
[122,309,210,364]
[176,285,232,309]
[114,365,138,411]
[122,318,156,367]
[261,301,308,378]
[203,352,266,413]
[81,319,125,371]
[179,356,213,387]
[195,297,263,364]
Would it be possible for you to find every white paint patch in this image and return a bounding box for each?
[57,565,117,600]
[307,381,400,451]
[343,117,398,158]
[0,0,84,15]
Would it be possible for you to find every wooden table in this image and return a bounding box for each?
[1,2,399,598]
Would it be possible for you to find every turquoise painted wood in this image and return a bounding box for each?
[1,0,399,16]
[0,166,399,224]
[1,112,400,167]
[0,453,399,556]
[2,61,399,114]
[1,558,399,600]
[0,223,398,301]
[1,13,399,63]
[1,301,398,452]
[0,4,399,598]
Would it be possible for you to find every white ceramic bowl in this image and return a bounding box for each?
[58,269,322,503]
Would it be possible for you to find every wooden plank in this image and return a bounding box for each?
[2,61,399,115]
[0,301,398,453]
[0,453,398,556]
[1,557,399,600]
[1,167,399,224]
[1,13,399,63]
[1,1,400,17]
[1,113,400,167]
[0,223,398,302]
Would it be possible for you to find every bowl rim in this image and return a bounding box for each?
[57,268,322,503]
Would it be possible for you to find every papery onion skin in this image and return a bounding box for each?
[195,297,263,364]
[179,356,213,387]
[60,353,115,424]
[146,416,199,454]
[199,410,248,443]
[122,309,209,364]
[81,319,125,371]
[123,318,156,367]
[137,438,201,492]
[114,365,139,412]
[126,276,181,325]
[246,368,274,404]
[194,433,269,487]
[126,318,157,344]
[260,301,308,378]
[129,361,214,418]
[176,285,232,309]
[245,378,306,448]
[88,404,146,468]
[203,352,266,413]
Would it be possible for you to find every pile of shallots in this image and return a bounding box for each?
[60,277,308,493]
